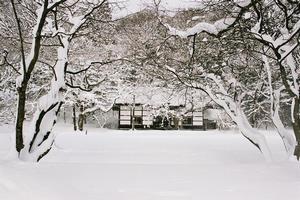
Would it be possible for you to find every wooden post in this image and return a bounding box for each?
[78,104,84,131]
[63,106,66,123]
[72,104,77,131]
[132,95,135,130]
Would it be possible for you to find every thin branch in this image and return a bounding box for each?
[38,60,58,80]
[47,0,68,11]
[70,0,108,39]
[66,82,92,92]
[86,75,107,89]
[0,50,21,75]
[10,0,26,76]
[66,65,91,75]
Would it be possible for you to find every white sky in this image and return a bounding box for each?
[110,0,202,19]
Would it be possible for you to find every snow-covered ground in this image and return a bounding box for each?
[1,123,300,200]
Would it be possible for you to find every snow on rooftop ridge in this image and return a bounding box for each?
[115,86,206,107]
[116,86,183,106]
[109,0,202,20]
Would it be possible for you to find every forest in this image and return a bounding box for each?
[0,1,300,199]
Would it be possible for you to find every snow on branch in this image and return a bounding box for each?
[251,19,300,50]
[47,0,67,11]
[165,0,252,38]
[68,0,107,36]
[166,18,236,38]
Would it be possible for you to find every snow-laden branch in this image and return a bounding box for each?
[19,0,109,161]
[166,18,236,38]
[47,0,67,11]
[164,65,272,160]
[255,1,300,159]
[251,16,300,51]
[68,0,107,37]
[285,51,299,97]
[251,6,300,99]
[165,0,252,38]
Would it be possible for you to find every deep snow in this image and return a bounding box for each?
[1,123,300,200]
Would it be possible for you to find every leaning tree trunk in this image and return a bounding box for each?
[264,55,296,157]
[20,100,63,161]
[292,97,300,160]
[234,107,272,161]
[205,88,272,161]
[272,90,296,156]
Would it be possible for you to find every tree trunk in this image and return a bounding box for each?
[18,34,69,161]
[273,110,296,156]
[235,108,272,161]
[73,104,77,131]
[63,106,66,123]
[205,88,272,161]
[19,101,63,161]
[11,1,50,160]
[15,84,26,153]
[292,97,300,160]
[271,89,296,156]
[78,104,84,131]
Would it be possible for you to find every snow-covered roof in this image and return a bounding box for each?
[109,0,202,19]
[115,86,209,109]
[115,86,186,106]
[204,109,219,121]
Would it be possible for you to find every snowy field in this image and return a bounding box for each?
[1,123,300,200]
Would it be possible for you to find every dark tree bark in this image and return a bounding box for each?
[8,0,109,161]
[15,84,26,153]
[292,97,300,159]
[12,0,49,154]
[63,107,66,123]
[73,104,77,131]
[78,104,85,131]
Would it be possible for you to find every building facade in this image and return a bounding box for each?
[113,103,217,130]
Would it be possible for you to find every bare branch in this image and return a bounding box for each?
[10,0,26,75]
[66,82,92,92]
[0,50,21,75]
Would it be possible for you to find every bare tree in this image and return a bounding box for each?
[9,0,110,161]
[158,0,300,160]
[248,0,300,159]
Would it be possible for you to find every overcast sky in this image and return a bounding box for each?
[110,0,202,19]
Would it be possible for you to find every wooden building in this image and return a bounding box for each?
[113,87,217,130]
[113,103,205,130]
